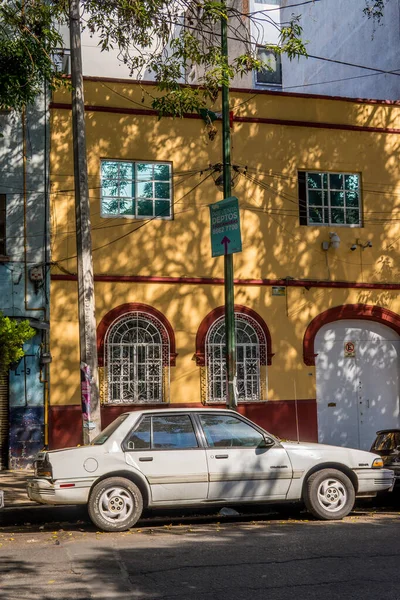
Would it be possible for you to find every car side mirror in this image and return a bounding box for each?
[259,435,275,448]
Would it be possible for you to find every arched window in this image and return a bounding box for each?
[205,313,267,403]
[104,311,171,404]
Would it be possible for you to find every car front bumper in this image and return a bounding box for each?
[27,478,91,505]
[354,468,395,495]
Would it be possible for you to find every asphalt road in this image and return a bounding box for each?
[1,502,400,600]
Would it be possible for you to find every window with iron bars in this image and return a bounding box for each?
[105,312,170,404]
[205,315,267,403]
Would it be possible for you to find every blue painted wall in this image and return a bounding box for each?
[0,94,50,470]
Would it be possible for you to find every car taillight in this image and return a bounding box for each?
[35,453,53,478]
[372,458,384,469]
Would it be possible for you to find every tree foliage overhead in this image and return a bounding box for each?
[0,0,65,110]
[0,0,308,115]
[0,312,35,375]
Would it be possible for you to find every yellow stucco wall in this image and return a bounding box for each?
[50,81,400,406]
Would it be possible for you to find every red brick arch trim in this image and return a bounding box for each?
[303,303,400,366]
[97,303,177,367]
[195,305,274,367]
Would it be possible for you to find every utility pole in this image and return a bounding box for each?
[69,0,101,442]
[221,7,237,410]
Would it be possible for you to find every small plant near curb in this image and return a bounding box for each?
[0,312,35,375]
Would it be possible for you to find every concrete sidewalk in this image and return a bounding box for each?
[0,470,36,507]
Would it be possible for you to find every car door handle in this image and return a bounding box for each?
[138,457,153,462]
[215,454,229,459]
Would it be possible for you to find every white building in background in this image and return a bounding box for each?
[280,0,400,100]
[57,1,400,98]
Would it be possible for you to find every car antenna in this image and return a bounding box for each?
[294,379,300,444]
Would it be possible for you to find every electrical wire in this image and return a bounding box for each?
[54,170,215,264]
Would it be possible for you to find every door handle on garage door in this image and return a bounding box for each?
[139,457,153,462]
[215,454,229,459]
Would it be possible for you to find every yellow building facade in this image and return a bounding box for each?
[49,80,400,451]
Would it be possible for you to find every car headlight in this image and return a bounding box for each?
[372,458,384,469]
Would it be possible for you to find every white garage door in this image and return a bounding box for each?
[315,320,400,450]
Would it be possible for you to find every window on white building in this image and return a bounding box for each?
[101,160,172,219]
[256,47,282,86]
[205,314,267,403]
[298,171,361,226]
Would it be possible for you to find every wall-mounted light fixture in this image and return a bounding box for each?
[350,239,372,251]
[322,232,341,251]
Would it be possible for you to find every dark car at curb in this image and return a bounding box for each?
[371,429,400,487]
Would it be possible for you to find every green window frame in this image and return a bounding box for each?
[298,171,361,227]
[101,160,172,219]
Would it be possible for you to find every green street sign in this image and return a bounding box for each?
[209,196,242,257]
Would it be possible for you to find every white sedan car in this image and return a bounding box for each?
[27,409,394,531]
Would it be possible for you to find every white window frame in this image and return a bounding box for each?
[101,159,173,220]
[303,170,362,228]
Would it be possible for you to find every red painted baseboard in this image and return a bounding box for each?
[48,400,317,449]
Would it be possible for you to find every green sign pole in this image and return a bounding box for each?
[221,7,237,410]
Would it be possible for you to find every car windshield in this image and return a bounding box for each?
[91,414,129,445]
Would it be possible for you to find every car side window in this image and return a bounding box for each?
[199,414,264,448]
[126,416,151,449]
[152,415,199,449]
[124,414,199,450]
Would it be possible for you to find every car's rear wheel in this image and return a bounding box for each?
[304,468,355,520]
[88,477,143,532]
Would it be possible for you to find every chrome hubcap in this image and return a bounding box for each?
[99,487,134,523]
[317,478,347,513]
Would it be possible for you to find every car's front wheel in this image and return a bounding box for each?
[304,468,355,520]
[88,477,143,532]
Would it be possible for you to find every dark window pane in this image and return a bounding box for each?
[331,191,344,207]
[322,174,328,189]
[155,182,170,199]
[199,414,264,448]
[331,208,345,224]
[346,209,360,225]
[152,415,198,449]
[256,48,282,85]
[345,174,359,191]
[126,417,151,449]
[154,164,171,181]
[329,174,344,189]
[346,191,359,208]
[308,190,324,206]
[155,200,171,217]
[307,173,322,189]
[308,207,323,223]
[137,199,153,216]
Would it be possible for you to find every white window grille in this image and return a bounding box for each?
[205,314,267,403]
[105,312,170,404]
